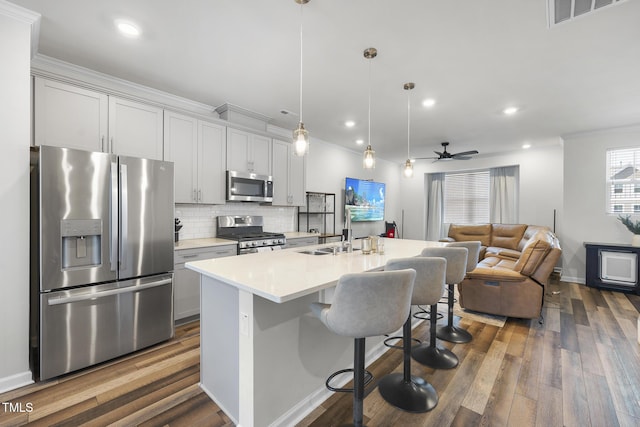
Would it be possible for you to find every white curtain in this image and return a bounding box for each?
[425,173,445,240]
[490,166,519,223]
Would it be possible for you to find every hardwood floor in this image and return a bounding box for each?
[0,322,232,427]
[2,277,640,426]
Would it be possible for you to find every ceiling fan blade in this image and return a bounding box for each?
[451,150,479,157]
[453,156,472,160]
[433,151,443,156]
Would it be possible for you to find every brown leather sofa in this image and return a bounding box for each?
[442,224,561,319]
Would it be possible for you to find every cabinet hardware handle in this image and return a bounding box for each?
[193,189,197,202]
[198,189,202,201]
[182,254,199,259]
[110,137,114,153]
[101,136,105,152]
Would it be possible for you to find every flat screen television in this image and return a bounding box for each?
[345,177,385,221]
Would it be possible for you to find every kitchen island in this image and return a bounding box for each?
[186,237,443,427]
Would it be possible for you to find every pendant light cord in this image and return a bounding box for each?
[299,3,304,124]
[368,57,371,148]
[407,89,411,159]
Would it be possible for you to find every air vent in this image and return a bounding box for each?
[548,0,627,26]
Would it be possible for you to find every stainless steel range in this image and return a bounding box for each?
[217,216,286,254]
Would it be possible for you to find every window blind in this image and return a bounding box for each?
[607,147,640,214]
[443,170,490,223]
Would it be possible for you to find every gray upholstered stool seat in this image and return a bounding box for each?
[311,269,416,427]
[413,246,468,369]
[438,241,482,343]
[378,256,446,413]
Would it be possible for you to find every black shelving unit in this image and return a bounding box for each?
[298,192,340,243]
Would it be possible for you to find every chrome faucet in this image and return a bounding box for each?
[344,206,353,253]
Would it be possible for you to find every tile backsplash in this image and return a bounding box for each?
[175,204,297,240]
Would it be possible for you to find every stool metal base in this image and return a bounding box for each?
[378,373,438,413]
[383,335,421,349]
[411,343,459,369]
[436,324,472,344]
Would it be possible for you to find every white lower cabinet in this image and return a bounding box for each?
[174,245,236,321]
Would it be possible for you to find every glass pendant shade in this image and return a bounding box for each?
[293,122,309,156]
[363,144,376,169]
[403,159,413,178]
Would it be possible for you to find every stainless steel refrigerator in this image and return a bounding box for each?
[30,145,175,380]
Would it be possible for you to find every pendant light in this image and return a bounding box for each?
[403,82,415,178]
[363,47,377,169]
[293,0,310,156]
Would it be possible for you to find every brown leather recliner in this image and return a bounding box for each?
[456,227,561,319]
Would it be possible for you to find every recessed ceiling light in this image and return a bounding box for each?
[422,98,436,108]
[345,120,356,128]
[503,106,519,115]
[355,139,364,145]
[522,143,531,149]
[115,19,141,38]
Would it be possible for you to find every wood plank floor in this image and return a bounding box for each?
[0,322,232,427]
[2,277,640,426]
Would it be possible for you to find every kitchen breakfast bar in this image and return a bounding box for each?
[186,238,443,427]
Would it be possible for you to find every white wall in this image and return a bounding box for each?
[305,139,401,239]
[397,143,564,242]
[563,125,640,282]
[0,2,38,392]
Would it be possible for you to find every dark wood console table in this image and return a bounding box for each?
[584,242,640,294]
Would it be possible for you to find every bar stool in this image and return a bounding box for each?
[412,246,468,369]
[310,269,416,427]
[438,241,482,343]
[378,256,446,413]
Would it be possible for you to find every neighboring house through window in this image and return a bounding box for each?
[607,147,640,214]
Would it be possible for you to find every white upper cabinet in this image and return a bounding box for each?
[226,128,272,176]
[34,77,163,160]
[164,111,226,204]
[34,77,108,152]
[164,111,198,203]
[198,120,227,204]
[272,139,305,206]
[108,97,164,160]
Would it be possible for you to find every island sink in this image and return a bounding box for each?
[298,246,359,255]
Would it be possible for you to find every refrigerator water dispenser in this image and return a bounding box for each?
[61,219,102,269]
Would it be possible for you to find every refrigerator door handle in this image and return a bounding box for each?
[120,164,128,271]
[110,161,118,272]
[47,278,172,306]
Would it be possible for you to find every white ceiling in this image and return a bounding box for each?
[12,0,640,163]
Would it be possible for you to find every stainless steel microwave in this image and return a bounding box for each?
[226,170,273,202]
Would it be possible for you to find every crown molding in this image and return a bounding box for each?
[0,0,41,57]
[31,53,218,118]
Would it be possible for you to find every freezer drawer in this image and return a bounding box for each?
[38,274,174,380]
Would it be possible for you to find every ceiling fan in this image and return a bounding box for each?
[415,142,479,161]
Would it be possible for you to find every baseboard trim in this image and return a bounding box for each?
[199,383,239,426]
[0,371,33,394]
[560,275,585,285]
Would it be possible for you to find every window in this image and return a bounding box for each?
[607,148,640,214]
[443,170,490,223]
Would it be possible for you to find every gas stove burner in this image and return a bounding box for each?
[216,215,286,254]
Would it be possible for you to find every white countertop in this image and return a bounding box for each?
[174,237,237,251]
[186,238,444,303]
